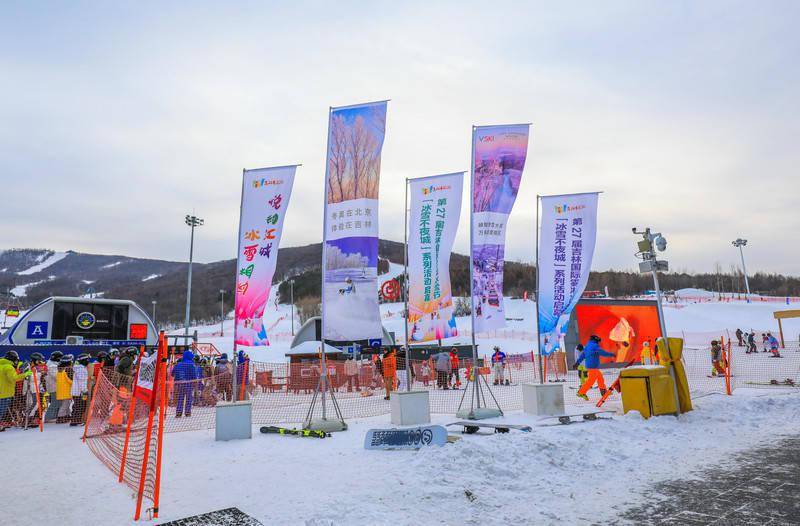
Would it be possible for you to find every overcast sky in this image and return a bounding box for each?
[2,1,798,274]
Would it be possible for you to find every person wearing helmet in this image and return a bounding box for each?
[0,351,33,431]
[116,348,137,377]
[491,346,507,386]
[709,340,726,377]
[215,354,232,401]
[24,352,47,427]
[44,351,63,422]
[56,354,74,423]
[70,354,92,426]
[574,335,615,401]
[171,351,198,418]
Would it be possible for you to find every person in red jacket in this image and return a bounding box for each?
[448,349,461,389]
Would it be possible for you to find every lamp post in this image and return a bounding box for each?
[151,300,157,326]
[219,289,225,337]
[184,214,204,336]
[732,238,751,302]
[633,227,680,417]
[289,279,295,336]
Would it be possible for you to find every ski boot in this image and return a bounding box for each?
[599,388,608,396]
[576,393,589,401]
[504,379,510,386]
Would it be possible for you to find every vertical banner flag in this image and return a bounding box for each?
[234,165,296,346]
[537,192,600,355]
[323,101,388,340]
[471,124,530,332]
[408,172,464,342]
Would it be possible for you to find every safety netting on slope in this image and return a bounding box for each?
[83,369,162,519]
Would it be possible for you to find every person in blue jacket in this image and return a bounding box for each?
[172,351,198,417]
[574,335,615,400]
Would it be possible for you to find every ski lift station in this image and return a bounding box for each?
[0,296,158,346]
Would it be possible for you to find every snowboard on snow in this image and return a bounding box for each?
[259,426,331,439]
[536,410,615,427]
[445,421,532,434]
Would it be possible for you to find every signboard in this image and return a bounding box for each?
[26,321,48,339]
[364,425,448,450]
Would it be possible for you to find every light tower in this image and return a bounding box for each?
[184,214,204,336]
[732,238,751,302]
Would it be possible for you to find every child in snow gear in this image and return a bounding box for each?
[574,336,615,401]
[172,351,198,417]
[574,344,588,386]
[767,333,781,357]
[735,328,744,347]
[709,340,726,376]
[747,332,757,354]
[491,347,507,385]
[640,341,655,365]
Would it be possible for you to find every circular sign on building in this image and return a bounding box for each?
[76,311,96,330]
[381,279,400,301]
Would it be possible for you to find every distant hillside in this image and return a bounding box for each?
[2,244,799,328]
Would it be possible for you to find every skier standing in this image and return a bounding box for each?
[574,336,615,401]
[710,340,726,376]
[574,344,587,386]
[767,333,781,358]
[382,349,396,400]
[491,347,507,385]
[747,332,757,354]
[735,328,744,347]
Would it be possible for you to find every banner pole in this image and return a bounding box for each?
[82,368,103,441]
[232,168,246,403]
[403,177,411,391]
[320,107,332,422]
[468,126,480,411]
[535,195,544,384]
[152,336,167,519]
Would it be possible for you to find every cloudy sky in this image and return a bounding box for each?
[2,1,798,274]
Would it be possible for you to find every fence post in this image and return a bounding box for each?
[725,340,732,395]
[82,368,104,441]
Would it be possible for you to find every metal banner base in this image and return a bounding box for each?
[303,373,347,432]
[455,371,504,420]
[456,406,503,420]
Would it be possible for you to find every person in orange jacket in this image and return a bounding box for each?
[448,348,461,389]
[382,349,396,400]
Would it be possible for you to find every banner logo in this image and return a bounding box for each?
[76,312,96,329]
[421,185,451,195]
[252,178,284,188]
[555,204,586,214]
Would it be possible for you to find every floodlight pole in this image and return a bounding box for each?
[732,239,751,302]
[184,214,204,337]
[219,289,225,337]
[289,280,295,336]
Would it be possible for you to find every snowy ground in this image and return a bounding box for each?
[6,389,800,525]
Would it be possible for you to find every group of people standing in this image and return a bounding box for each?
[735,328,781,357]
[0,347,138,431]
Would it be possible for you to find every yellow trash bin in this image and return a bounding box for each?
[620,365,678,418]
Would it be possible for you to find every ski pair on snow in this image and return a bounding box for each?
[259,426,331,439]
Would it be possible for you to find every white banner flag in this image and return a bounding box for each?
[537,192,600,355]
[235,165,296,346]
[322,101,388,341]
[471,124,530,332]
[407,172,464,342]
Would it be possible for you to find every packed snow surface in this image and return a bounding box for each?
[16,251,68,275]
[6,390,800,525]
